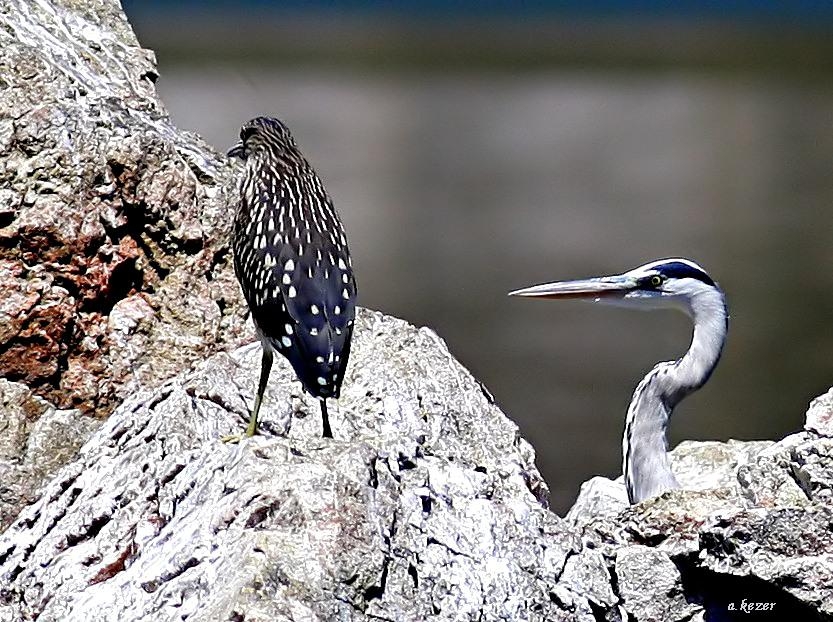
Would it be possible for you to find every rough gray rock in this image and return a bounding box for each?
[0,309,600,622]
[807,388,833,437]
[0,0,248,419]
[566,393,833,622]
[3,301,831,621]
[2,0,833,620]
[0,380,100,529]
[615,545,698,622]
[0,0,250,530]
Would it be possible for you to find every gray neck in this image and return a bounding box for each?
[623,287,727,504]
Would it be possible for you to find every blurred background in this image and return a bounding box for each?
[123,0,833,514]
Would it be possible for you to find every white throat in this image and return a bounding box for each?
[623,283,727,503]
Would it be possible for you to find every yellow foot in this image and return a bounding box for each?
[220,430,257,444]
[221,423,258,443]
[220,433,245,444]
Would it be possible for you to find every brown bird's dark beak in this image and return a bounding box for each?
[227,140,245,159]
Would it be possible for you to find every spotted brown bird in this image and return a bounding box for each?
[227,116,356,438]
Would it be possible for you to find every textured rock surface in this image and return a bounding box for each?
[2,1,833,620]
[0,310,600,622]
[0,0,248,418]
[0,380,99,529]
[566,394,833,622]
[2,305,832,621]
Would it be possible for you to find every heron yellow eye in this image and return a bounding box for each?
[650,275,663,287]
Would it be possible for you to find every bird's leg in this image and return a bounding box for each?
[222,348,272,443]
[246,348,273,437]
[320,398,333,438]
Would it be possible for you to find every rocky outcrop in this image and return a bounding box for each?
[0,0,248,420]
[0,380,99,529]
[1,0,832,620]
[1,321,831,621]
[0,310,591,622]
[566,388,833,621]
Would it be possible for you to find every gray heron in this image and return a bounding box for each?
[509,258,728,504]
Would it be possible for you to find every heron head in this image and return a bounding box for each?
[227,116,296,161]
[509,258,722,317]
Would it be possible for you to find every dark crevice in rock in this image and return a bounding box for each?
[165,557,201,582]
[206,247,229,282]
[396,453,416,471]
[124,216,170,284]
[625,526,669,548]
[425,536,471,559]
[5,559,28,584]
[0,544,14,567]
[367,456,379,489]
[588,600,612,622]
[65,513,111,548]
[184,388,246,421]
[16,509,41,532]
[49,313,76,389]
[158,462,185,486]
[167,478,198,518]
[407,562,418,589]
[363,556,390,601]
[476,379,495,405]
[420,495,432,514]
[786,452,813,500]
[522,469,550,509]
[606,557,622,604]
[81,554,103,567]
[144,385,175,411]
[382,458,401,484]
[109,423,130,444]
[96,255,142,313]
[342,573,359,586]
[245,501,276,529]
[676,561,832,622]
[555,548,578,581]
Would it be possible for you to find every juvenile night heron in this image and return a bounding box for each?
[227,116,356,439]
[510,258,727,504]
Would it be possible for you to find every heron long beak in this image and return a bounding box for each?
[508,275,638,300]
[227,141,245,159]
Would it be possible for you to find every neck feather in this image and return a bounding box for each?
[623,286,727,503]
